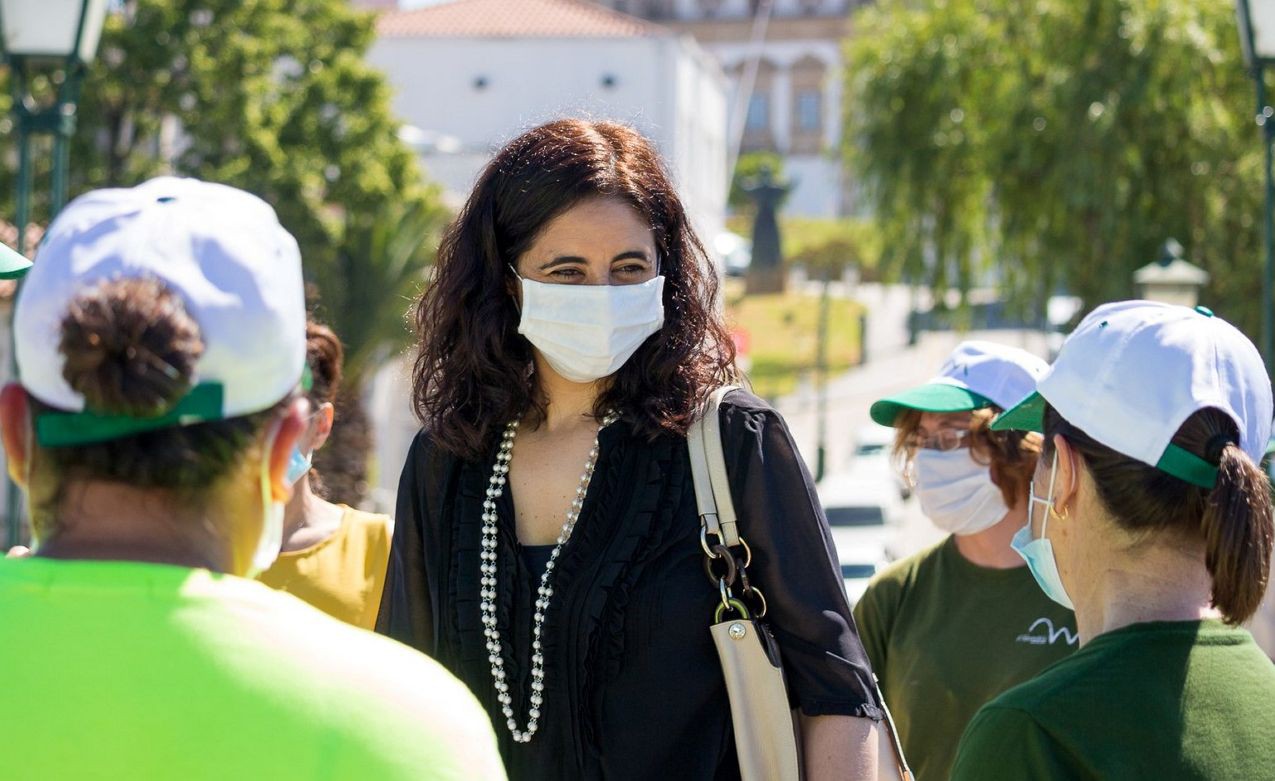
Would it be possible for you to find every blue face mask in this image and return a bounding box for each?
[1010,451,1075,609]
[285,447,313,487]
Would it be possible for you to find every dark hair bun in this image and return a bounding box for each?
[59,277,204,416]
[305,320,344,405]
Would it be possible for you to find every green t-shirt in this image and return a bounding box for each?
[852,536,1078,781]
[0,557,506,781]
[951,620,1275,780]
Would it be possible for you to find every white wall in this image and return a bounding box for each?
[369,33,727,244]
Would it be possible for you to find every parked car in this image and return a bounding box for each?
[714,231,751,278]
[848,423,911,499]
[817,476,901,605]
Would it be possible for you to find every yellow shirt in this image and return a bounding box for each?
[259,506,391,629]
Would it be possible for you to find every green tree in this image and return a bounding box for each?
[310,200,444,503]
[1,0,444,505]
[845,0,1265,337]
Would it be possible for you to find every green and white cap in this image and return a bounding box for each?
[0,240,31,279]
[15,177,307,447]
[870,340,1049,427]
[993,300,1274,489]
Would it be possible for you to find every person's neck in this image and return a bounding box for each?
[533,358,606,433]
[281,477,345,553]
[1071,532,1219,646]
[35,480,231,572]
[952,499,1028,569]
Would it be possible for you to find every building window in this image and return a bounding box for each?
[796,90,821,132]
[746,93,769,132]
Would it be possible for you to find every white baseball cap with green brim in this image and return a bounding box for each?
[992,300,1274,489]
[14,176,308,447]
[0,241,32,279]
[870,340,1049,427]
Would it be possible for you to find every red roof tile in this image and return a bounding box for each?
[376,0,669,39]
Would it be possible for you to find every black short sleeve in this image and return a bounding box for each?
[376,431,439,654]
[719,390,885,720]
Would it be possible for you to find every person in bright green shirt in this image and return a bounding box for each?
[856,341,1076,780]
[0,177,505,781]
[952,300,1275,780]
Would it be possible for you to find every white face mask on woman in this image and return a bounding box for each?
[913,448,1010,535]
[515,273,665,383]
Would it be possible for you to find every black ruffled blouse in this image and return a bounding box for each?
[377,390,882,780]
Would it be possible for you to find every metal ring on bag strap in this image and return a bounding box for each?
[718,578,736,613]
[714,597,751,623]
[703,542,738,586]
[740,584,768,619]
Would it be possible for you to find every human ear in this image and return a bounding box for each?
[1052,434,1080,516]
[308,402,336,452]
[0,384,32,488]
[266,397,311,502]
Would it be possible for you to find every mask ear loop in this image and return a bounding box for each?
[1031,450,1061,541]
[508,264,524,315]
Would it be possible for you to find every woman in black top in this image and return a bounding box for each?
[377,119,883,780]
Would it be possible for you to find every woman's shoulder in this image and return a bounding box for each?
[405,427,461,469]
[715,387,792,451]
[718,386,776,417]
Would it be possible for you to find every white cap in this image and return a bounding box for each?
[994,300,1273,487]
[16,177,306,445]
[870,340,1049,427]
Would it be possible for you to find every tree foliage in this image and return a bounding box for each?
[844,0,1265,337]
[0,0,446,504]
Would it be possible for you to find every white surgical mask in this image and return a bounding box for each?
[913,448,1010,535]
[515,273,665,383]
[246,423,286,578]
[1012,450,1075,609]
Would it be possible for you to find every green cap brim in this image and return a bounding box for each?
[0,241,31,279]
[870,383,995,427]
[991,391,1217,488]
[35,383,226,447]
[990,391,1046,432]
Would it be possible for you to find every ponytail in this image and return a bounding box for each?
[1202,443,1274,625]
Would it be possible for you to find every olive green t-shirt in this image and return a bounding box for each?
[852,536,1077,781]
[951,620,1275,780]
[0,557,506,781]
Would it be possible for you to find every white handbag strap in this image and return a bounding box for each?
[688,385,742,548]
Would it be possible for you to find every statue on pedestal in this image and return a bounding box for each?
[742,165,791,295]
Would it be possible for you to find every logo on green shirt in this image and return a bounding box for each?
[1016,617,1078,647]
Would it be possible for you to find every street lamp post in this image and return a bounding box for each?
[1,0,109,548]
[1133,239,1211,309]
[1237,0,1275,373]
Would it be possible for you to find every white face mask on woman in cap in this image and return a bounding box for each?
[913,448,1010,535]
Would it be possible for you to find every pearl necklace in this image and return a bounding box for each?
[480,411,618,743]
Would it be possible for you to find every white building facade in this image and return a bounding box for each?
[368,0,729,243]
[598,0,862,217]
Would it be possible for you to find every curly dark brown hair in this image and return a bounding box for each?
[411,119,737,461]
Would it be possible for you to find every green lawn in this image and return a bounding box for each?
[724,280,863,401]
